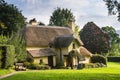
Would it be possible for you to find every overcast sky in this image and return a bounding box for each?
[5,0,120,30]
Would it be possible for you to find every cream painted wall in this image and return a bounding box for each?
[34,57,48,64]
[79,57,90,64]
[53,56,56,66]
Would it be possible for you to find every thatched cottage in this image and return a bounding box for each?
[22,21,92,67]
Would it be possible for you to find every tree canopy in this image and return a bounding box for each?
[102,26,120,44]
[49,7,75,27]
[103,0,120,21]
[79,22,110,55]
[0,0,25,35]
[102,26,120,56]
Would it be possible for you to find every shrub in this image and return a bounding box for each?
[84,63,95,68]
[55,62,66,69]
[26,57,33,63]
[107,56,120,62]
[94,63,106,67]
[28,63,51,70]
[23,62,31,68]
[91,54,107,65]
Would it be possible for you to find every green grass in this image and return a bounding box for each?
[0,69,14,76]
[1,62,120,80]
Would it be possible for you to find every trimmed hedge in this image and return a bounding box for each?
[107,56,120,62]
[0,45,15,69]
[91,54,107,65]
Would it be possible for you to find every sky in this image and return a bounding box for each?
[5,0,120,30]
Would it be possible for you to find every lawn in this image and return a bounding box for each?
[0,69,14,77]
[1,62,120,80]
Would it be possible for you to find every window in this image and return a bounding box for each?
[39,59,43,64]
[73,44,75,49]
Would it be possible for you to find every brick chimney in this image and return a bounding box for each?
[69,18,75,32]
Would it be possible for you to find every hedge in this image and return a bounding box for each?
[0,45,15,69]
[91,54,107,65]
[107,56,120,62]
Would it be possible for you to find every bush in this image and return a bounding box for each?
[107,56,120,62]
[84,63,95,68]
[23,62,31,68]
[28,63,51,70]
[94,63,106,67]
[55,62,67,69]
[26,57,33,63]
[91,54,107,65]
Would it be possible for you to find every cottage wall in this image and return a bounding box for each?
[34,57,48,64]
[79,57,91,64]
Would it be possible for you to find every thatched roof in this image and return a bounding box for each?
[22,25,83,47]
[27,48,56,57]
[50,34,83,48]
[78,47,92,57]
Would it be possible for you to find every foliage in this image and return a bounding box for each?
[2,62,120,80]
[108,42,120,56]
[0,49,2,68]
[55,62,65,69]
[75,25,80,36]
[0,45,15,69]
[91,54,107,65]
[9,34,27,62]
[28,63,50,70]
[0,35,9,44]
[0,0,25,35]
[68,50,79,69]
[5,45,15,69]
[107,56,120,62]
[102,26,120,43]
[102,26,120,56]
[49,7,75,27]
[79,22,110,54]
[103,0,120,21]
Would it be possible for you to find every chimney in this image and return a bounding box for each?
[29,18,38,25]
[69,18,75,32]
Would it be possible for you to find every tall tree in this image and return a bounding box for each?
[79,22,110,55]
[49,7,75,27]
[103,0,120,21]
[0,0,25,35]
[102,26,120,56]
[102,26,120,44]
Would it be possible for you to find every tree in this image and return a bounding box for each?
[103,0,120,21]
[9,34,27,62]
[0,0,25,35]
[102,26,120,44]
[102,26,120,56]
[79,22,110,55]
[49,7,75,27]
